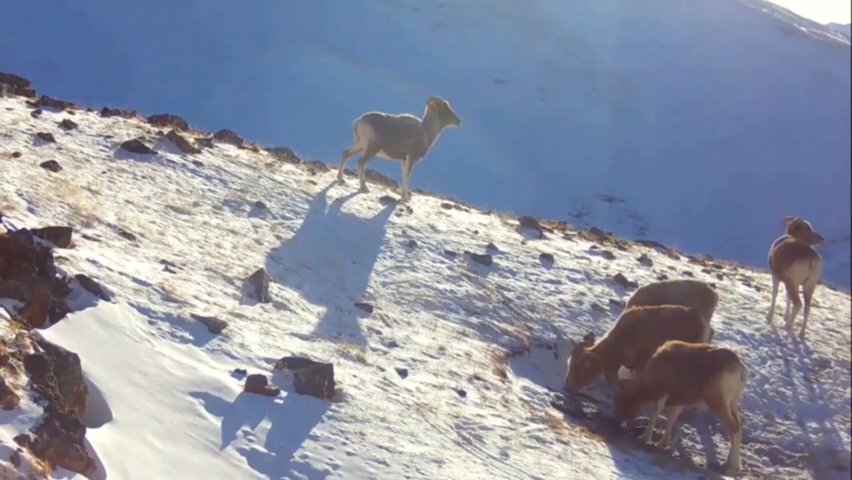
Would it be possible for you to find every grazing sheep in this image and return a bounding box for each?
[765,216,825,340]
[625,279,719,342]
[565,305,708,393]
[613,340,749,476]
[336,96,461,202]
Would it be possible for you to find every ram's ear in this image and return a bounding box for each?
[782,215,798,227]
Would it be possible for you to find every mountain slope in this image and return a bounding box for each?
[1,86,850,479]
[1,0,849,288]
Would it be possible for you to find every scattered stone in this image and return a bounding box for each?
[0,72,36,97]
[600,250,616,260]
[274,356,323,371]
[539,252,555,264]
[701,267,712,274]
[682,270,694,277]
[213,128,244,146]
[117,228,137,241]
[165,129,201,154]
[232,368,247,376]
[395,367,409,379]
[587,226,612,241]
[73,274,113,301]
[378,195,397,206]
[293,362,336,400]
[35,132,56,144]
[637,254,653,267]
[517,215,544,238]
[467,252,493,267]
[440,202,454,210]
[189,313,228,334]
[239,143,260,153]
[28,95,75,111]
[241,268,272,305]
[454,388,467,399]
[39,160,62,173]
[11,151,21,158]
[590,302,607,314]
[244,374,280,397]
[120,138,156,155]
[100,107,139,118]
[485,242,499,252]
[657,273,669,281]
[253,200,268,210]
[195,137,214,149]
[266,146,299,163]
[28,226,73,248]
[612,273,638,289]
[58,119,78,131]
[716,273,725,280]
[609,298,625,309]
[147,113,189,131]
[406,239,417,248]
[30,109,42,118]
[355,302,374,314]
[443,249,457,258]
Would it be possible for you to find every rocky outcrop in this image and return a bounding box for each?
[1,329,95,477]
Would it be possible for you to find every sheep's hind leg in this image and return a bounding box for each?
[356,145,381,193]
[338,145,361,184]
[766,276,780,324]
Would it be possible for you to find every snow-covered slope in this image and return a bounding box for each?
[1,0,849,288]
[1,90,850,479]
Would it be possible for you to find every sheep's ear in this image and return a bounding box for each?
[782,216,798,227]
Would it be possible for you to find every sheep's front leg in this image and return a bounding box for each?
[766,276,779,324]
[400,155,415,202]
[639,394,668,444]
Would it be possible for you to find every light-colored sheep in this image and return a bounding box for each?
[613,340,749,476]
[565,305,709,393]
[336,96,461,202]
[765,216,824,340]
[625,279,719,342]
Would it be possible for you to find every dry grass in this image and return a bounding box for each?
[489,349,509,381]
[334,340,369,364]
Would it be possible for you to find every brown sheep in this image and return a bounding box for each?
[564,305,708,393]
[625,279,719,342]
[766,216,824,340]
[336,96,461,202]
[613,340,749,476]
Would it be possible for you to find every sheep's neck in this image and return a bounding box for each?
[420,110,447,151]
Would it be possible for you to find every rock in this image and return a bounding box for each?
[587,226,612,241]
[657,273,669,281]
[612,273,638,289]
[454,388,467,399]
[120,138,156,155]
[189,313,228,334]
[28,226,73,248]
[440,202,454,210]
[266,146,299,163]
[600,250,616,260]
[147,113,189,131]
[36,132,57,144]
[485,242,499,252]
[58,119,78,131]
[39,160,62,173]
[116,228,137,241]
[0,231,70,328]
[443,249,457,258]
[682,270,694,277]
[0,377,21,410]
[406,239,417,248]
[637,254,653,267]
[165,129,201,154]
[274,356,323,371]
[517,215,544,238]
[609,298,625,309]
[232,368,247,376]
[468,252,493,267]
[590,302,607,314]
[539,252,555,264]
[28,95,75,111]
[240,268,271,305]
[100,107,138,119]
[253,200,268,210]
[395,367,408,379]
[213,128,244,146]
[73,274,113,301]
[0,72,36,97]
[11,151,21,158]
[18,337,95,477]
[243,374,280,397]
[30,109,43,118]
[354,302,374,314]
[293,362,336,400]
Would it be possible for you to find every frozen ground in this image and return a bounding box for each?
[0,95,850,479]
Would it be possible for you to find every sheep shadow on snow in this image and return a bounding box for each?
[190,387,331,479]
[264,182,396,347]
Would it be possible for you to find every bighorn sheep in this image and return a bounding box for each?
[336,96,461,202]
[613,340,749,476]
[625,279,719,342]
[765,216,824,340]
[565,305,709,393]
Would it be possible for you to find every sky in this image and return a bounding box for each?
[765,0,851,25]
